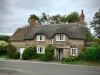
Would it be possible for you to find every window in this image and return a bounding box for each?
[50,39,53,44]
[56,34,65,41]
[70,48,77,56]
[37,46,45,54]
[37,35,45,41]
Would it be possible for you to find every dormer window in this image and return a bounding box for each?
[37,35,45,41]
[56,34,65,41]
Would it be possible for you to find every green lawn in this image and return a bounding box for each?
[62,60,85,65]
[0,55,7,58]
[62,60,100,66]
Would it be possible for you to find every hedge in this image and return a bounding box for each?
[7,44,16,58]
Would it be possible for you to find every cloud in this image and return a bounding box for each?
[0,0,100,35]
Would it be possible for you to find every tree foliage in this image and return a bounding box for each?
[0,41,8,55]
[0,35,10,42]
[84,29,94,42]
[66,12,80,23]
[44,44,54,61]
[90,9,100,36]
[7,44,16,58]
[24,46,37,59]
[28,11,80,25]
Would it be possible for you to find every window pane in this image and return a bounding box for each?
[71,48,77,55]
[40,35,42,40]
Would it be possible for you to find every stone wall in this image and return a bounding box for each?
[10,41,28,52]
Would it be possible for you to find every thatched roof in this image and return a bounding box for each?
[9,26,30,41]
[24,23,86,40]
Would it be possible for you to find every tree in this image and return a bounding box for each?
[66,12,79,23]
[51,14,61,24]
[84,22,94,42]
[90,9,100,37]
[51,14,67,24]
[84,29,94,42]
[0,35,10,42]
[40,12,49,25]
[28,11,80,25]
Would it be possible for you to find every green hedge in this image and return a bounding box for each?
[14,52,20,59]
[79,52,86,60]
[7,44,16,58]
[85,47,97,61]
[0,45,7,55]
[79,46,100,61]
[24,46,37,59]
[22,53,30,60]
[44,45,54,61]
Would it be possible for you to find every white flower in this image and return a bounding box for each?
[0,40,8,46]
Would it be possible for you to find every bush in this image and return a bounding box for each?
[14,52,20,59]
[53,56,57,61]
[62,57,65,61]
[7,44,16,58]
[85,47,97,61]
[97,39,100,45]
[79,52,86,60]
[0,45,7,55]
[22,53,30,60]
[65,57,70,62]
[44,45,54,61]
[24,46,37,59]
[0,41,8,55]
[96,46,100,60]
[35,54,45,60]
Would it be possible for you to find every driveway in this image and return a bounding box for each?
[0,59,100,75]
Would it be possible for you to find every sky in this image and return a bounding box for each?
[0,0,100,35]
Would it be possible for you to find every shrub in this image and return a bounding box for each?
[22,53,30,60]
[44,44,54,61]
[35,54,45,60]
[0,45,7,55]
[97,39,100,45]
[7,44,16,58]
[53,56,57,60]
[0,41,8,55]
[65,57,70,62]
[14,52,20,59]
[24,46,37,59]
[62,57,65,61]
[96,46,100,60]
[85,47,97,61]
[93,43,99,47]
[79,52,86,60]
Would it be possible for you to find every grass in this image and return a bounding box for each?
[0,54,7,59]
[62,60,100,66]
[62,60,85,65]
[84,60,100,66]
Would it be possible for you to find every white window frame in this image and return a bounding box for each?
[50,39,53,44]
[37,46,45,54]
[70,48,78,56]
[56,34,65,41]
[37,35,45,41]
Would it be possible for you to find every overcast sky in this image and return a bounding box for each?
[0,0,100,35]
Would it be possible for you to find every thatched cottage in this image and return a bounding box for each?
[9,10,86,60]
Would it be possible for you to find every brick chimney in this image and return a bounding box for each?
[30,19,36,26]
[79,9,85,26]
